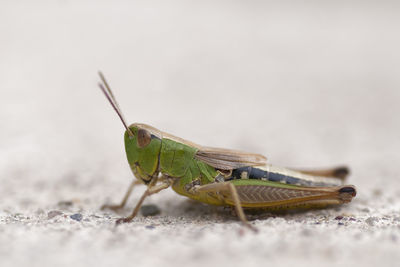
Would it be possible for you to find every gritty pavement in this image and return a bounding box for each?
[1,1,399,267]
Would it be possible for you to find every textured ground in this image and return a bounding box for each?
[1,1,400,267]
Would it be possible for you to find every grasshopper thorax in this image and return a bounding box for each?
[124,123,163,184]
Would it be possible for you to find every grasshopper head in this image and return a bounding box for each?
[98,72,163,185]
[124,123,162,184]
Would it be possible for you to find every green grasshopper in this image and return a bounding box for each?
[98,72,356,231]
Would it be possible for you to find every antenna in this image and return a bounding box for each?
[98,71,134,137]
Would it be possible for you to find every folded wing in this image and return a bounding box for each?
[195,146,267,170]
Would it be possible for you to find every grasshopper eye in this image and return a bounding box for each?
[137,129,151,148]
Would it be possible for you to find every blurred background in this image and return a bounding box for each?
[1,1,399,267]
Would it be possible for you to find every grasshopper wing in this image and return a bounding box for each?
[195,147,267,170]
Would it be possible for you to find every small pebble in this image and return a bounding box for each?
[145,225,155,229]
[365,217,378,226]
[141,204,161,217]
[335,216,344,220]
[48,210,63,219]
[70,213,83,221]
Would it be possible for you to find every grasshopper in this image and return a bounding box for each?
[98,72,356,231]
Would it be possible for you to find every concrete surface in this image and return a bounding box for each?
[1,1,399,267]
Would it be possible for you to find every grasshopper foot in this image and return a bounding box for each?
[115,217,133,225]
